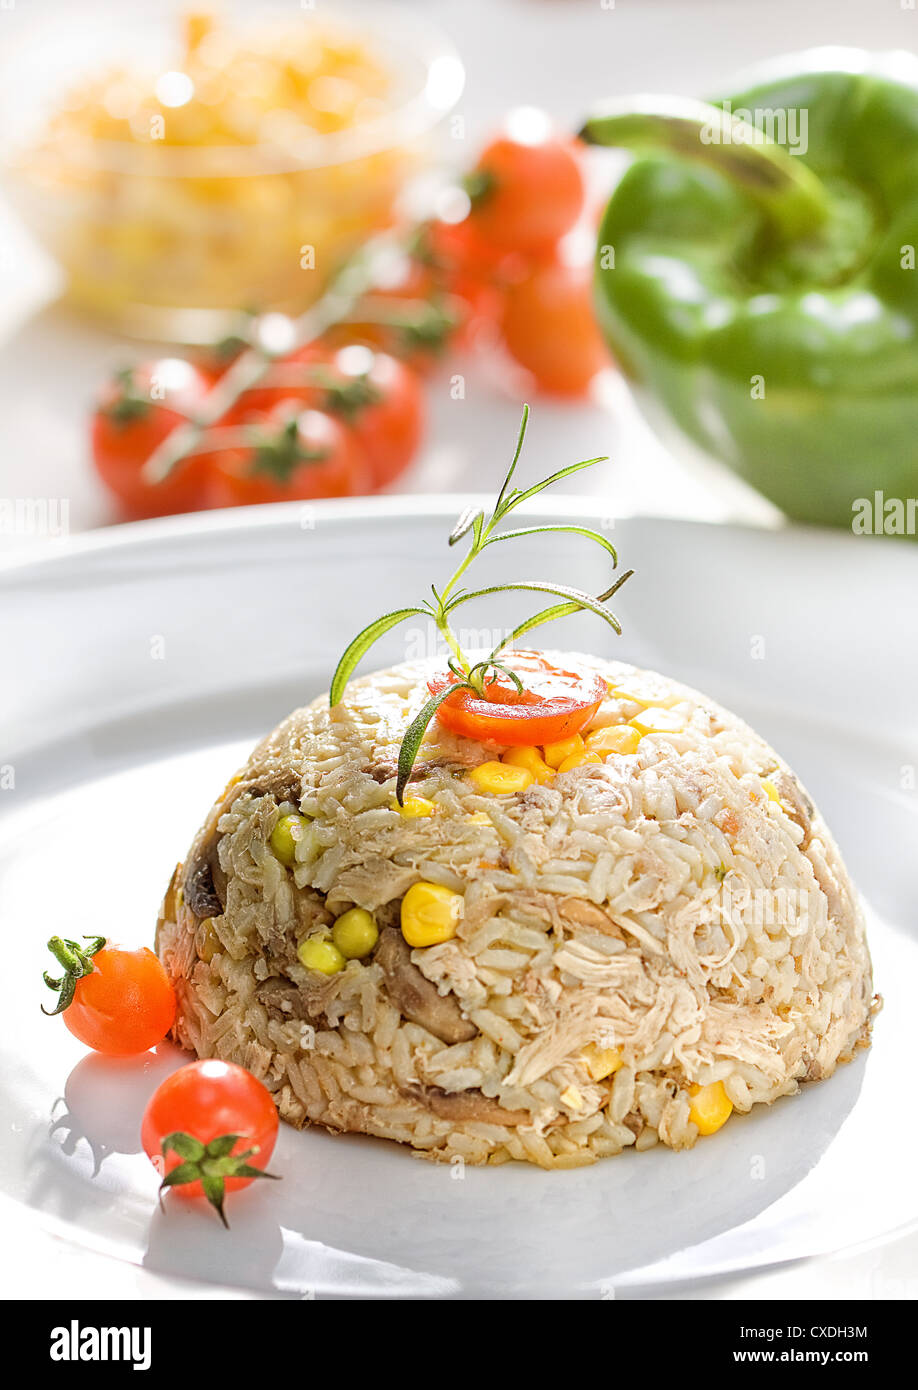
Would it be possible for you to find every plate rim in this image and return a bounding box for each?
[1,494,913,580]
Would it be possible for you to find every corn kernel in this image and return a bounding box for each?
[468,761,533,795]
[501,745,555,783]
[331,907,378,959]
[629,706,686,736]
[543,734,584,768]
[688,1080,733,1136]
[397,795,437,818]
[298,936,346,975]
[610,685,681,709]
[581,1043,623,1081]
[558,751,602,772]
[401,881,464,947]
[761,779,780,803]
[269,812,311,866]
[585,724,643,756]
[559,1085,583,1111]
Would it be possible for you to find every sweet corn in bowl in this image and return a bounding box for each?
[2,5,463,336]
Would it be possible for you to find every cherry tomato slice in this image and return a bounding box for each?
[428,652,606,746]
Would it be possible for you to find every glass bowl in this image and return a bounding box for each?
[0,2,463,340]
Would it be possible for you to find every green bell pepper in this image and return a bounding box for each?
[581,49,918,533]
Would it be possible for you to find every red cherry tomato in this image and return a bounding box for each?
[424,214,520,283]
[336,290,460,374]
[220,342,326,423]
[417,220,509,351]
[429,652,606,746]
[91,359,213,519]
[343,230,508,358]
[219,346,423,489]
[308,345,424,488]
[141,1060,279,1222]
[444,272,506,352]
[192,333,250,382]
[501,256,609,396]
[60,945,176,1056]
[368,250,437,302]
[467,112,586,254]
[207,403,370,506]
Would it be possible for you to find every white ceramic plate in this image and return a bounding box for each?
[1,500,916,1300]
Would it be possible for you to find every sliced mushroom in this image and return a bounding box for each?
[184,848,224,919]
[236,768,303,806]
[403,1083,530,1126]
[361,755,478,785]
[182,766,301,920]
[773,772,814,848]
[801,1056,825,1083]
[256,978,310,1022]
[558,897,624,939]
[375,928,477,1045]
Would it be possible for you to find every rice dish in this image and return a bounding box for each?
[155,652,876,1168]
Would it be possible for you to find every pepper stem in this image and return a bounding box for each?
[580,95,829,241]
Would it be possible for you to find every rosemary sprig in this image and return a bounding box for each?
[329,407,633,802]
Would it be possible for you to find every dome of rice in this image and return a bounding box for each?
[156,652,876,1168]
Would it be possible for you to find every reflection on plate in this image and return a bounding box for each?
[1,501,916,1298]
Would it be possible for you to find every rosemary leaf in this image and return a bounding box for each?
[329,607,426,706]
[396,685,469,804]
[449,504,484,547]
[488,600,583,658]
[499,457,607,513]
[468,660,524,693]
[442,579,626,633]
[483,523,618,562]
[492,403,530,519]
[597,568,634,603]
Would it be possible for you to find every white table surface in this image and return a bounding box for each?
[2,0,916,1302]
